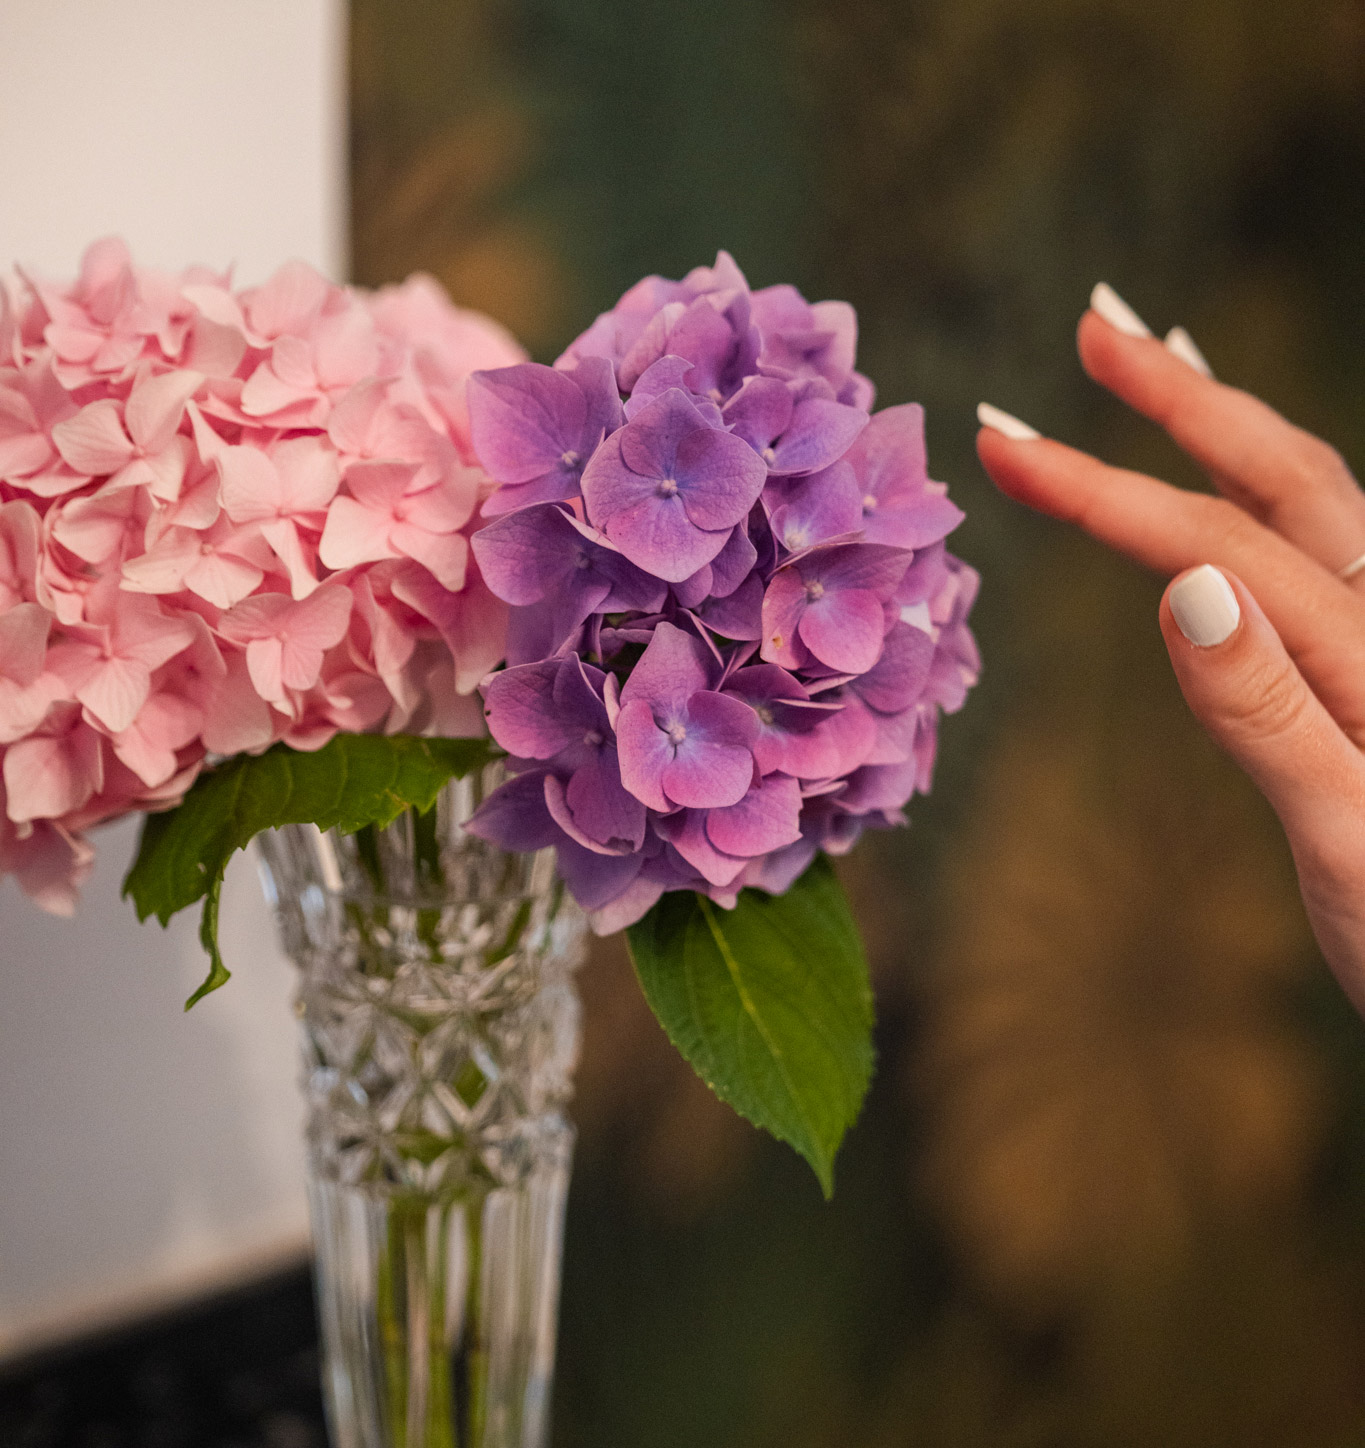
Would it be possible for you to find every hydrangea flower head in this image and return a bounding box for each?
[0,238,523,912]
[467,254,980,931]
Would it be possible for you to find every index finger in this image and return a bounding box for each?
[977,425,1365,744]
[1078,310,1365,579]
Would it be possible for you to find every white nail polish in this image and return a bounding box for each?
[1091,282,1153,339]
[1170,564,1240,647]
[976,401,1041,441]
[1164,326,1213,378]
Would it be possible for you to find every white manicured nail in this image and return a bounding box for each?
[1170,564,1240,647]
[1164,326,1213,378]
[1090,282,1152,338]
[977,401,1041,441]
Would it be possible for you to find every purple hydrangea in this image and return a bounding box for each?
[466,254,980,933]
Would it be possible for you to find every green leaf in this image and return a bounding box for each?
[626,857,874,1196]
[123,734,494,1009]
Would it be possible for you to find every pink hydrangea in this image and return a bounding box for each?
[0,238,524,913]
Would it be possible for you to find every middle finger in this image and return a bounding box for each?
[1077,308,1365,581]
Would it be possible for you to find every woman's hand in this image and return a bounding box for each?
[976,286,1365,1016]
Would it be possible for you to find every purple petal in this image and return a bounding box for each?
[853,621,935,714]
[544,764,645,855]
[470,504,573,605]
[810,542,912,596]
[767,461,862,552]
[618,301,687,390]
[673,425,767,530]
[895,540,949,605]
[694,572,764,640]
[618,620,714,714]
[655,810,748,887]
[661,734,755,809]
[482,661,580,758]
[552,654,610,727]
[555,837,648,913]
[614,697,673,811]
[466,769,562,851]
[566,753,646,851]
[863,703,918,765]
[582,871,665,934]
[481,468,584,518]
[721,375,792,451]
[708,522,758,597]
[704,773,802,857]
[737,834,818,895]
[836,759,918,814]
[844,402,926,511]
[625,355,710,421]
[671,562,713,609]
[759,569,812,669]
[658,690,760,808]
[570,355,626,452]
[769,398,868,476]
[797,588,886,674]
[468,364,587,485]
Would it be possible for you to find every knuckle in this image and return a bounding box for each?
[1188,491,1254,550]
[1293,435,1356,491]
[1217,654,1311,744]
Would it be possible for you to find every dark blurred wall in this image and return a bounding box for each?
[352,2,1365,1443]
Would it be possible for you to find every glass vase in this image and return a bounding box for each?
[255,761,587,1448]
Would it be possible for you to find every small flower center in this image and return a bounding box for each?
[805,580,825,601]
[755,704,775,726]
[666,721,687,746]
[560,450,580,469]
[761,446,777,465]
[862,493,878,513]
[583,729,603,747]
[573,550,592,570]
[656,477,679,497]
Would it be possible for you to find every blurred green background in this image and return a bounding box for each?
[353,2,1365,1442]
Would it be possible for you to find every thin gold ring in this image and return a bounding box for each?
[1340,552,1365,582]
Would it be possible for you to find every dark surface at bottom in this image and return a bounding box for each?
[0,1267,327,1448]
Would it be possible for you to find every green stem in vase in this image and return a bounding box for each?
[411,802,446,963]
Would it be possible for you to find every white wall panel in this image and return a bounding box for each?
[0,0,347,1358]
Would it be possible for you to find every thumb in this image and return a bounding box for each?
[1162,564,1365,1005]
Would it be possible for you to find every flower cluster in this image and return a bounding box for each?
[466,253,979,932]
[0,239,522,911]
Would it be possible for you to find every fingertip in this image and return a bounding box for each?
[1163,564,1243,650]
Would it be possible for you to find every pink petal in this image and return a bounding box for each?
[260,518,319,599]
[343,460,413,511]
[124,369,203,453]
[219,444,282,523]
[388,524,467,592]
[240,360,314,417]
[281,584,352,651]
[245,637,286,701]
[0,603,51,685]
[243,259,329,339]
[76,654,151,732]
[312,307,378,389]
[184,550,264,609]
[5,728,103,822]
[318,495,398,570]
[273,436,340,513]
[120,528,199,593]
[51,399,133,475]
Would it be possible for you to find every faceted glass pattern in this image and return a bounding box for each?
[256,763,587,1448]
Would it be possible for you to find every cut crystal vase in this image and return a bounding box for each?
[255,763,587,1448]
